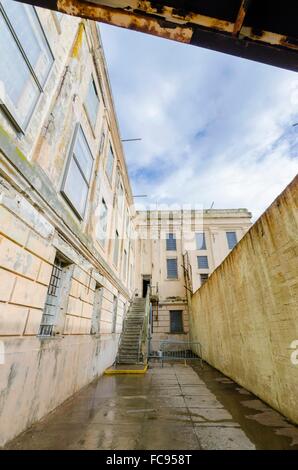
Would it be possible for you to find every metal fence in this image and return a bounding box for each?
[158,340,203,367]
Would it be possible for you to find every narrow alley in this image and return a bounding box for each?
[5,362,298,451]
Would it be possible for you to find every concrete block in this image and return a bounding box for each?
[11,277,48,309]
[0,268,16,302]
[67,296,83,317]
[24,309,43,335]
[82,301,93,319]
[0,235,41,280]
[37,261,53,286]
[26,231,55,262]
[0,303,29,335]
[0,205,29,246]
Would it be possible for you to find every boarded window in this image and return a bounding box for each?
[167,258,178,279]
[226,231,237,249]
[166,233,176,251]
[196,232,206,250]
[61,124,94,219]
[85,77,99,128]
[170,310,183,333]
[113,230,119,266]
[197,256,209,269]
[0,1,53,129]
[200,273,209,285]
[91,285,103,334]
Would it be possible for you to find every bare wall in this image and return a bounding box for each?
[189,175,298,424]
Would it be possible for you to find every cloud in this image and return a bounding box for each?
[100,24,298,220]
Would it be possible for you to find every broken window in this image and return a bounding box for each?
[61,124,94,219]
[170,310,183,333]
[226,231,237,249]
[197,256,209,269]
[38,255,72,337]
[200,273,209,285]
[167,258,178,279]
[0,1,54,130]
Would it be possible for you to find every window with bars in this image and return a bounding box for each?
[226,231,237,249]
[166,233,176,251]
[200,273,209,285]
[197,255,209,269]
[170,310,183,333]
[38,256,70,336]
[61,124,94,219]
[85,77,99,129]
[0,1,54,130]
[167,258,178,279]
[196,232,206,250]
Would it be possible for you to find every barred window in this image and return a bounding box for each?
[167,258,178,279]
[197,256,209,269]
[166,233,176,251]
[39,256,71,336]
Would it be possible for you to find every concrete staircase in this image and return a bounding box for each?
[117,297,146,364]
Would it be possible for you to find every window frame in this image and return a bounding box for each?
[166,257,178,279]
[226,231,237,250]
[61,123,94,220]
[200,273,209,285]
[166,233,177,251]
[105,143,115,184]
[113,230,119,267]
[0,2,54,133]
[84,75,100,131]
[169,310,184,334]
[196,232,206,250]
[97,197,108,247]
[197,255,209,269]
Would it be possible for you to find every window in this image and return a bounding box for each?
[113,230,119,267]
[126,210,130,238]
[226,231,237,249]
[99,129,105,154]
[112,295,118,333]
[167,258,178,279]
[117,179,124,215]
[200,273,209,285]
[0,1,53,130]
[170,310,183,333]
[85,77,99,128]
[123,249,127,281]
[97,198,108,246]
[38,255,71,336]
[197,256,209,269]
[106,144,114,183]
[61,124,94,219]
[166,233,176,251]
[91,284,103,334]
[196,232,206,250]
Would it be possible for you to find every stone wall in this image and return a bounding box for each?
[190,175,298,424]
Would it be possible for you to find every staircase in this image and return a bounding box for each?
[117,297,146,364]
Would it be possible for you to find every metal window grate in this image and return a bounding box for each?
[197,255,209,269]
[167,258,178,278]
[38,259,64,336]
[166,233,176,251]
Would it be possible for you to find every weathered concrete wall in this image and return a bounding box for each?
[0,334,118,447]
[190,176,298,424]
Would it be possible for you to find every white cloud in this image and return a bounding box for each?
[100,24,298,219]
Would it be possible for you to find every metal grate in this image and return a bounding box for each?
[166,233,177,251]
[197,255,209,269]
[159,340,203,368]
[167,258,178,278]
[38,259,64,336]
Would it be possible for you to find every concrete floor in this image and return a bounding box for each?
[5,361,298,450]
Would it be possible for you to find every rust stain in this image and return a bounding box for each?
[71,21,85,57]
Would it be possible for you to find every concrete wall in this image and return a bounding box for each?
[190,176,298,424]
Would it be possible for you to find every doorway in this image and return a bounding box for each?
[142,276,151,298]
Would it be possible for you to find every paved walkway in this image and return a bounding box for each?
[5,362,298,450]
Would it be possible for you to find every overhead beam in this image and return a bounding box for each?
[233,0,252,37]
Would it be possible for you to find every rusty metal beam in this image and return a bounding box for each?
[233,0,251,37]
[15,0,298,72]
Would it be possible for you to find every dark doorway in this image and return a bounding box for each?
[142,278,151,298]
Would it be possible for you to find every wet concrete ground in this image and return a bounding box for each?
[5,361,298,450]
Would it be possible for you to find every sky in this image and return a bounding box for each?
[100,24,298,220]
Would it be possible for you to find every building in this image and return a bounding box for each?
[0,4,251,446]
[135,209,251,349]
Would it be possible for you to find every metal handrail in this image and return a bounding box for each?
[137,286,151,363]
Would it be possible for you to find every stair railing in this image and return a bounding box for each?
[138,286,151,364]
